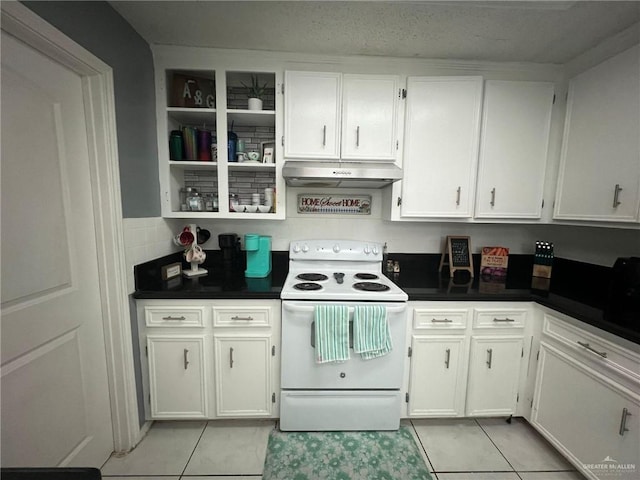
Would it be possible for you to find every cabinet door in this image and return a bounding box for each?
[284,71,341,159]
[214,334,273,417]
[532,343,640,479]
[554,45,640,222]
[401,76,483,217]
[466,336,523,416]
[475,81,554,219]
[408,335,468,417]
[342,74,399,161]
[147,335,208,418]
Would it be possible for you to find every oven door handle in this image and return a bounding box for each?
[283,303,406,314]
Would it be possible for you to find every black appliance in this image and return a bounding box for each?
[606,257,640,327]
[218,233,242,270]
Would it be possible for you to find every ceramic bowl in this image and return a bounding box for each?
[257,205,271,213]
[244,205,259,213]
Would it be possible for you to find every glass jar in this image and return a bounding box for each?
[187,189,204,211]
[179,187,194,211]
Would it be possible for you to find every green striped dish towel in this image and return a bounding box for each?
[314,305,350,364]
[353,305,392,360]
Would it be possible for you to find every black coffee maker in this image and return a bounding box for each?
[218,233,242,270]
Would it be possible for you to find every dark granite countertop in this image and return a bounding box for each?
[133,251,639,345]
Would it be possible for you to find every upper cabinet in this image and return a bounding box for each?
[475,81,555,219]
[554,45,640,223]
[153,48,286,219]
[284,71,400,161]
[400,76,483,218]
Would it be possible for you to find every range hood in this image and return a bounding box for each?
[282,161,402,188]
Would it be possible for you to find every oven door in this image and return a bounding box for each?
[281,301,407,390]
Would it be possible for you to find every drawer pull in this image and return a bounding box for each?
[322,125,327,147]
[577,341,607,358]
[619,407,632,436]
[431,318,453,323]
[456,186,461,206]
[229,347,234,368]
[493,318,515,323]
[183,349,189,370]
[613,184,623,208]
[231,316,254,321]
[445,348,451,369]
[356,126,360,147]
[163,315,186,321]
[486,348,493,369]
[490,187,496,207]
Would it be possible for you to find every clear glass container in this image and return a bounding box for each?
[187,189,204,211]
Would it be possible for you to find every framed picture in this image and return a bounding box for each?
[261,141,275,163]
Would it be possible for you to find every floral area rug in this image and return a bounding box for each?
[262,426,433,480]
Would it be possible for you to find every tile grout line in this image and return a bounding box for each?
[409,420,439,480]
[474,418,524,480]
[178,420,209,479]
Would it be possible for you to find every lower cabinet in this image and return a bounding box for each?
[147,335,209,418]
[214,334,274,417]
[466,336,523,416]
[406,302,530,419]
[137,300,280,420]
[531,313,640,479]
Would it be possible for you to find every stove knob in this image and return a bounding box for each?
[372,245,379,255]
[333,244,340,253]
[363,245,371,254]
[301,244,309,253]
[292,243,301,253]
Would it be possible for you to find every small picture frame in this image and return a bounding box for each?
[261,141,275,163]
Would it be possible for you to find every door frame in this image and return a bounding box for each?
[1,2,141,453]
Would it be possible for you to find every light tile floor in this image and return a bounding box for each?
[101,417,586,480]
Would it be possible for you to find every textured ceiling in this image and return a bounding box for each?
[110,1,640,64]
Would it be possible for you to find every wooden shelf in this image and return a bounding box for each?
[227,109,275,127]
[167,107,216,126]
[169,161,217,171]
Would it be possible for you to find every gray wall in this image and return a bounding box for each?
[23,1,160,218]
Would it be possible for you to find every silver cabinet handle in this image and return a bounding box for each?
[163,315,186,321]
[229,347,234,368]
[445,348,451,369]
[322,125,327,147]
[456,186,461,206]
[577,341,607,358]
[183,349,189,370]
[613,184,623,208]
[486,348,493,368]
[231,316,254,321]
[493,318,515,323]
[619,407,632,436]
[356,126,360,147]
[431,318,453,323]
[490,188,496,207]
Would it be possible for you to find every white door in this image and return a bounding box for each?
[1,31,114,466]
[400,77,483,217]
[465,336,523,416]
[408,335,468,417]
[214,335,273,417]
[284,71,341,159]
[475,81,554,219]
[342,74,399,161]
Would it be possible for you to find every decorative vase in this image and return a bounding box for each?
[248,97,263,111]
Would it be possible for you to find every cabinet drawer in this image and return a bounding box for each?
[413,308,468,330]
[473,308,526,329]
[145,306,206,328]
[213,306,271,327]
[543,314,640,383]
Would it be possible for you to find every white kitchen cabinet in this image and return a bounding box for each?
[531,312,640,479]
[408,335,468,417]
[399,76,483,217]
[147,335,209,419]
[554,45,640,222]
[153,47,285,219]
[475,80,554,219]
[284,71,342,159]
[465,335,524,416]
[214,334,275,417]
[284,71,400,161]
[341,74,399,161]
[137,299,280,420]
